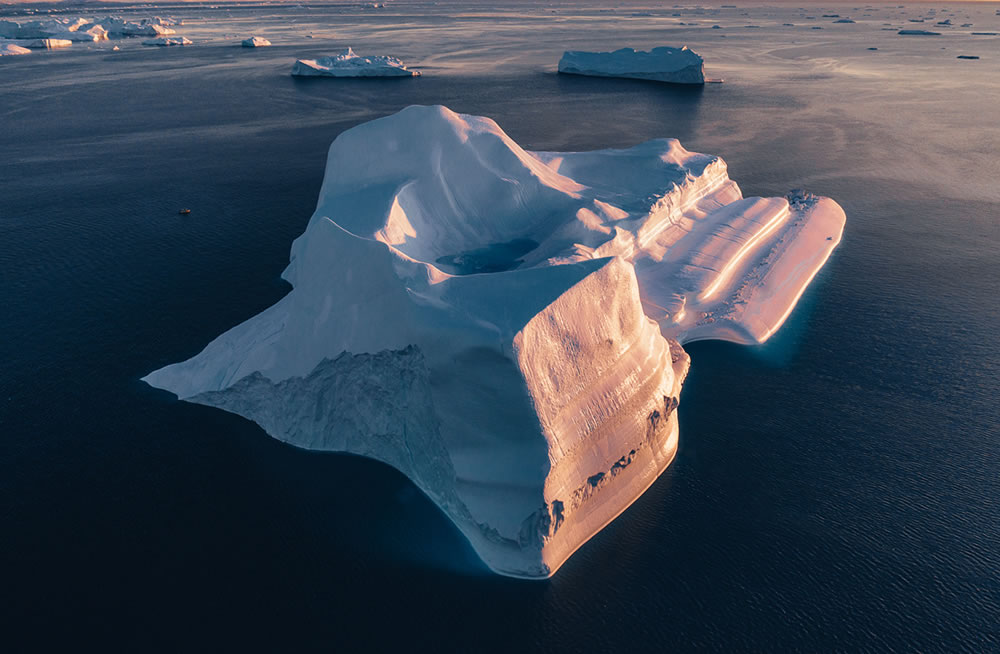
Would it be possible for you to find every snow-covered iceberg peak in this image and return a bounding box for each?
[559,46,706,84]
[144,106,844,578]
[291,48,420,77]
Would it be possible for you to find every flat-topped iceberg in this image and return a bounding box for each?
[1,17,86,39]
[11,38,73,49]
[242,36,271,47]
[0,43,31,56]
[558,46,705,84]
[291,48,420,77]
[144,106,844,578]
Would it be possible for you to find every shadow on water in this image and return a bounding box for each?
[553,71,708,103]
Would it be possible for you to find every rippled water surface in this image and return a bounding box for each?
[2,1,998,651]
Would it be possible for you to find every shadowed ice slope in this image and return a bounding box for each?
[144,106,845,578]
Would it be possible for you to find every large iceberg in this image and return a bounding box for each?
[558,46,705,84]
[291,48,420,77]
[145,106,844,578]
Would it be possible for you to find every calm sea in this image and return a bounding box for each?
[2,2,998,650]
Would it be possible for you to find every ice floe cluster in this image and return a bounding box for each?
[0,15,186,53]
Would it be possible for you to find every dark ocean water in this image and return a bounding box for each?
[2,3,999,651]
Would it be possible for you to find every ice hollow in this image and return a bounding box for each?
[144,106,845,578]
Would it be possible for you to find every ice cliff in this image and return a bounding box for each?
[144,106,844,578]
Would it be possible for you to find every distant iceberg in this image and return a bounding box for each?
[2,17,88,39]
[242,36,271,47]
[558,46,705,84]
[143,36,192,47]
[10,38,73,49]
[144,106,845,578]
[1,15,183,50]
[291,48,420,77]
[99,17,176,37]
[898,29,941,35]
[0,42,30,56]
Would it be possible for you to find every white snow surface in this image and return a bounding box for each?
[144,106,845,578]
[242,36,272,47]
[559,46,706,84]
[291,48,420,77]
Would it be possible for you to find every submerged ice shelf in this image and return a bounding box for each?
[145,106,845,578]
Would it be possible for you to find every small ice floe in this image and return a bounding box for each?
[898,29,941,35]
[242,36,271,47]
[142,36,193,46]
[956,55,980,59]
[834,18,856,23]
[291,48,420,77]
